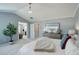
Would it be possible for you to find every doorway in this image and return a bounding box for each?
[18,22,28,39]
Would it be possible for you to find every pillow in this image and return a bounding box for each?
[71,34,78,40]
[68,30,76,35]
[34,37,55,52]
[50,29,58,33]
[71,35,79,47]
[69,34,78,45]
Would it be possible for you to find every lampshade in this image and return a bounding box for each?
[28,10,32,14]
[76,24,79,30]
[76,26,79,30]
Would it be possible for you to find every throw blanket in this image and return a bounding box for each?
[61,35,71,49]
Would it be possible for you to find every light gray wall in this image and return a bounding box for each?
[74,8,79,27]
[39,17,75,37]
[0,12,30,44]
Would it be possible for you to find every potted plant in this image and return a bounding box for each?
[3,23,17,44]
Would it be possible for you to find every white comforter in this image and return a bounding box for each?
[17,37,79,55]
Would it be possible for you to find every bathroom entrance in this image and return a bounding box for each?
[18,22,28,39]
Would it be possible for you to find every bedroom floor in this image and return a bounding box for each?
[0,38,32,55]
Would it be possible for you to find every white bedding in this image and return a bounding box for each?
[17,37,79,55]
[34,37,55,52]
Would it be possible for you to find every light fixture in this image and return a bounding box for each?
[76,23,79,30]
[28,3,32,14]
[76,26,79,31]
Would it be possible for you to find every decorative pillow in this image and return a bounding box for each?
[34,37,55,52]
[71,34,78,40]
[68,30,76,35]
[71,35,79,47]
[50,29,58,33]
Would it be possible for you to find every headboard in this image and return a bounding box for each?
[43,23,61,34]
[43,23,62,39]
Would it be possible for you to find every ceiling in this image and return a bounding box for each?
[0,3,26,12]
[0,3,78,22]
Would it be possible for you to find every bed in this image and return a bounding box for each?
[17,37,79,55]
[17,37,65,55]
